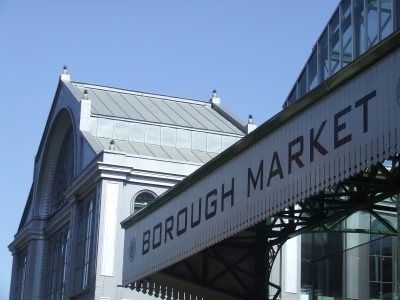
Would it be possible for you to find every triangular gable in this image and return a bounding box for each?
[18,184,34,231]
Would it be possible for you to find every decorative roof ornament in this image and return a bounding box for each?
[83,89,89,100]
[245,114,256,133]
[60,65,70,80]
[210,89,220,104]
[109,139,115,150]
[248,114,253,125]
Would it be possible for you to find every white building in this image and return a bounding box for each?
[8,68,249,300]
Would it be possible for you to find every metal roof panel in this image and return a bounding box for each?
[114,140,139,155]
[91,89,129,118]
[75,86,113,115]
[145,144,171,160]
[162,147,187,161]
[178,102,220,131]
[106,91,145,121]
[122,94,160,123]
[206,106,245,134]
[148,98,191,127]
[192,150,212,164]
[166,102,206,129]
[191,105,231,132]
[135,96,175,125]
[176,149,202,163]
[130,143,155,157]
[208,152,218,159]
[71,82,245,135]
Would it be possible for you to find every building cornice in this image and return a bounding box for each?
[42,204,71,238]
[8,227,44,255]
[65,151,187,201]
[9,204,71,254]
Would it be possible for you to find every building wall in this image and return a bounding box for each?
[8,77,207,300]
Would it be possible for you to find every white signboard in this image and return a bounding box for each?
[123,48,400,286]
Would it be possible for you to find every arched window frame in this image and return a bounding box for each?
[38,109,75,217]
[130,190,157,215]
[52,126,74,210]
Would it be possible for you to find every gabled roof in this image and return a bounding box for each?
[72,82,244,135]
[71,81,246,164]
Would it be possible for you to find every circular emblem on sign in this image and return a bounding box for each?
[397,78,400,106]
[129,238,136,262]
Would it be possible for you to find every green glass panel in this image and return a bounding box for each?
[287,88,296,106]
[298,70,307,98]
[367,0,379,49]
[318,29,328,82]
[354,0,365,57]
[342,0,353,67]
[381,0,393,39]
[308,49,317,90]
[330,10,340,75]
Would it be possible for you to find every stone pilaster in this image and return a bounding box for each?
[34,240,46,300]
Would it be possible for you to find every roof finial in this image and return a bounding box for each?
[210,89,220,104]
[60,65,70,80]
[245,114,257,134]
[248,114,253,125]
[109,139,115,150]
[83,89,88,100]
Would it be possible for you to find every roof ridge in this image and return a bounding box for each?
[71,80,210,106]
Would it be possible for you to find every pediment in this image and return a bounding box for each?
[18,184,34,231]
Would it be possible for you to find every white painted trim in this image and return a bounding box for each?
[285,236,299,294]
[101,182,119,276]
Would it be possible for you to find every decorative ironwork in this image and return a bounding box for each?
[131,156,399,299]
[129,238,136,262]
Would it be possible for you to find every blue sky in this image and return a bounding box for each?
[0,1,339,298]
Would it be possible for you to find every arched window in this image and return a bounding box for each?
[52,127,74,210]
[130,190,157,215]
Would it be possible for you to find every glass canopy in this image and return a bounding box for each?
[283,0,400,108]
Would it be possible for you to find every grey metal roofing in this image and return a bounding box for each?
[72,82,244,135]
[71,82,244,164]
[95,137,218,164]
